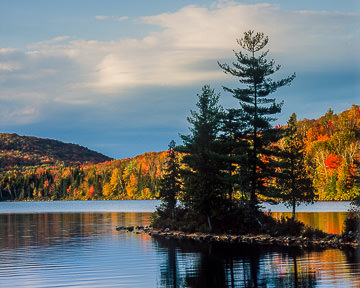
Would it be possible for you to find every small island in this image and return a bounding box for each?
[150,31,360,248]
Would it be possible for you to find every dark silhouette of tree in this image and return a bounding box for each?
[218,30,296,210]
[277,113,315,219]
[158,140,181,220]
[179,85,226,231]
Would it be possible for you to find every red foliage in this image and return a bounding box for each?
[87,186,95,198]
[324,154,342,170]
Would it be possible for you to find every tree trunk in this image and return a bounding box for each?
[292,198,296,220]
[207,214,212,232]
[171,208,175,221]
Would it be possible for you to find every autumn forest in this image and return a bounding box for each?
[0,104,359,202]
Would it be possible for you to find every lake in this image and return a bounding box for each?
[0,200,359,287]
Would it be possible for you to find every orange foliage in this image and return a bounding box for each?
[324,154,342,170]
[317,134,329,141]
[87,186,95,198]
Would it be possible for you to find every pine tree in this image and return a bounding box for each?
[277,113,315,219]
[219,108,249,203]
[158,140,181,220]
[179,85,226,231]
[218,30,296,210]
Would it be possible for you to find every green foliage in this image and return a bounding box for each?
[157,140,181,219]
[302,226,328,239]
[152,201,264,234]
[218,30,296,209]
[178,85,228,231]
[0,151,170,201]
[343,212,360,235]
[273,217,305,236]
[277,113,315,219]
[303,104,360,200]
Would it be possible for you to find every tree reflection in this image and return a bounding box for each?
[158,239,182,288]
[343,246,360,277]
[155,238,319,287]
[184,244,226,288]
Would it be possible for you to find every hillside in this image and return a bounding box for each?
[0,133,112,171]
[0,105,359,201]
[296,104,360,200]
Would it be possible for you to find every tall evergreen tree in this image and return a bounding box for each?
[218,30,296,210]
[179,85,226,231]
[158,140,181,220]
[219,108,249,203]
[277,113,315,220]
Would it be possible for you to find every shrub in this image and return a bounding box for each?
[302,226,327,239]
[272,217,305,236]
[344,212,360,235]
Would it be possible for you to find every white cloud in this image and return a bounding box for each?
[0,1,358,127]
[95,15,110,20]
[95,15,128,22]
[0,62,20,72]
[54,98,93,105]
[27,36,71,49]
[116,16,129,22]
[0,92,45,125]
[0,48,18,54]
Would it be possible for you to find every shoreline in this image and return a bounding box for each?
[147,229,359,250]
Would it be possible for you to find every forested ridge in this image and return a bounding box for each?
[0,133,111,171]
[0,105,358,202]
[297,105,360,200]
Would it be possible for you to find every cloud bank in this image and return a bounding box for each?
[0,1,358,157]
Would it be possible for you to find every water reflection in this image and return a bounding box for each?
[0,211,359,287]
[0,212,158,288]
[269,212,348,234]
[0,212,151,249]
[155,238,360,287]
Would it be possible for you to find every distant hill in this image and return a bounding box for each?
[0,133,112,171]
[0,105,358,202]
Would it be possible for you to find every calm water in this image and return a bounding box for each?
[0,200,359,287]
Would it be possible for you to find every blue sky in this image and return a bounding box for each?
[0,0,359,159]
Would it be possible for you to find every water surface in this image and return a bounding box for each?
[0,201,359,287]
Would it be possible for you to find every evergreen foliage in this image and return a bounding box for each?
[158,140,181,220]
[178,85,227,231]
[277,113,315,219]
[218,30,296,209]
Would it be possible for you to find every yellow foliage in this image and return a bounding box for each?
[102,182,112,198]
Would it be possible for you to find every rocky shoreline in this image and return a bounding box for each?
[149,229,359,250]
[115,225,359,250]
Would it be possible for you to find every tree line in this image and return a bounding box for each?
[0,152,168,201]
[1,105,357,204]
[0,31,359,222]
[154,31,360,231]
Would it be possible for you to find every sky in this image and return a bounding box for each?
[0,0,359,159]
